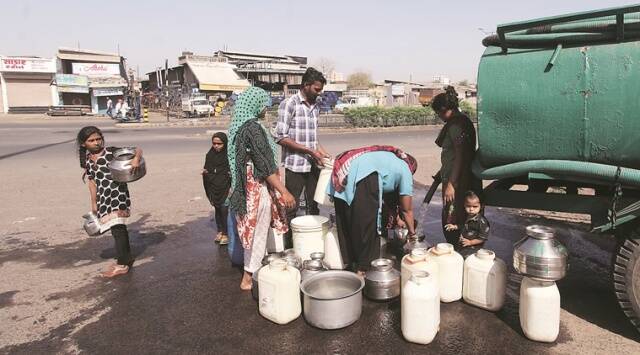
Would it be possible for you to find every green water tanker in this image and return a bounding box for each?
[475,5,640,331]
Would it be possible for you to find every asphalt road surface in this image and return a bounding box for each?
[0,116,638,354]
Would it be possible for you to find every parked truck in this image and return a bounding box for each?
[181,93,213,118]
[458,5,640,331]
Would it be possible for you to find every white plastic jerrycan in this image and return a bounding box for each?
[401,271,440,345]
[323,215,345,269]
[429,243,464,302]
[258,259,301,324]
[519,276,560,342]
[463,249,507,311]
[401,247,439,290]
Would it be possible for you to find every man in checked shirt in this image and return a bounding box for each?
[276,68,331,242]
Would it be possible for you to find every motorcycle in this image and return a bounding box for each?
[113,106,140,123]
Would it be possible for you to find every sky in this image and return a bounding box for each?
[0,0,635,83]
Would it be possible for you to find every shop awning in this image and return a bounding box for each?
[57,48,121,63]
[185,60,250,92]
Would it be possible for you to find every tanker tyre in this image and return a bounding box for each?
[613,236,640,333]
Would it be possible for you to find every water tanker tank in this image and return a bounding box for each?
[477,29,640,170]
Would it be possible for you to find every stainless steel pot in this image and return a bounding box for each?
[300,271,364,329]
[82,212,102,236]
[309,251,330,270]
[283,248,302,269]
[364,258,400,301]
[301,259,327,281]
[108,147,146,183]
[403,235,430,255]
[513,225,568,281]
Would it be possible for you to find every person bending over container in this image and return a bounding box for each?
[327,146,418,275]
[445,191,490,258]
[432,86,481,246]
[76,126,143,277]
[203,132,231,245]
[228,87,296,290]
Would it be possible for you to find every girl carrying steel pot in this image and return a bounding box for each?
[76,126,143,278]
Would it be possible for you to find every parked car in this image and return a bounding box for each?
[182,94,213,117]
[334,97,373,113]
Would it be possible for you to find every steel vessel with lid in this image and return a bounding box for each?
[513,225,568,281]
[364,258,401,301]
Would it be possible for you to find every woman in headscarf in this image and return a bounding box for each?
[228,87,296,290]
[202,132,231,244]
[327,146,418,274]
[432,86,480,247]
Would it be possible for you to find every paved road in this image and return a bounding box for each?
[1,117,638,353]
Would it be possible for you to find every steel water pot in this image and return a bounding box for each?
[301,259,327,281]
[309,252,330,270]
[82,212,102,237]
[403,235,430,255]
[513,225,568,281]
[364,258,401,301]
[108,147,146,183]
[283,248,302,269]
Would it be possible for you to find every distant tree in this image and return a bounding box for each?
[457,79,470,86]
[459,100,477,120]
[347,71,373,89]
[313,57,335,77]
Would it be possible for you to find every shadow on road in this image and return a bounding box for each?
[0,139,75,160]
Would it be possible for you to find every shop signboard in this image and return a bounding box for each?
[92,88,123,97]
[72,62,121,77]
[55,74,88,87]
[58,86,90,94]
[0,57,56,73]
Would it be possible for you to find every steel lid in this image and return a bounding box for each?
[526,225,555,240]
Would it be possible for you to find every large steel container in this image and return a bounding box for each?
[477,41,640,169]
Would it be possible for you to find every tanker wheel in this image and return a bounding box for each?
[613,231,640,332]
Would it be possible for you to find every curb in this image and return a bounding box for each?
[120,122,444,132]
[319,125,443,133]
[115,121,225,128]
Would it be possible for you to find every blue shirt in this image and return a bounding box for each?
[327,151,413,231]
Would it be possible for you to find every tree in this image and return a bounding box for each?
[347,71,373,89]
[312,57,335,77]
[457,79,470,87]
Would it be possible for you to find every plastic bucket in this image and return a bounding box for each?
[291,215,328,261]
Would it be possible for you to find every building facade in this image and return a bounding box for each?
[0,56,57,113]
[213,51,307,94]
[56,48,128,114]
